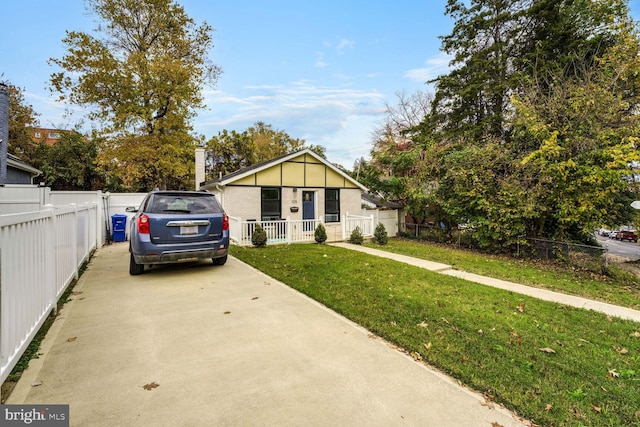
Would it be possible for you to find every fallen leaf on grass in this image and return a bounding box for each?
[67,337,77,342]
[417,321,429,328]
[545,404,553,412]
[517,303,525,313]
[539,347,556,354]
[617,347,629,355]
[591,404,602,413]
[410,351,422,361]
[424,342,432,351]
[477,329,484,335]
[608,369,620,378]
[631,331,640,338]
[143,382,159,391]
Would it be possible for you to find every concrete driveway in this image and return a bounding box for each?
[8,243,526,426]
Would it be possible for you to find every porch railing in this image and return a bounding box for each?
[228,213,374,246]
[228,217,322,246]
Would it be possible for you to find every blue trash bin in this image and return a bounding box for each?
[111,214,127,242]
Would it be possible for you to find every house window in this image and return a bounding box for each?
[261,187,281,221]
[48,132,61,139]
[325,188,340,223]
[34,131,41,138]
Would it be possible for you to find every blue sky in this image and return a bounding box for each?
[2,1,639,169]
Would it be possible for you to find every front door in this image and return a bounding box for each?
[302,191,315,231]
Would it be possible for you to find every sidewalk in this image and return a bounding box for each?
[7,243,527,427]
[331,242,640,323]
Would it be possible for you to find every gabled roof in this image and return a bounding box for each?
[361,192,402,209]
[204,149,367,191]
[7,153,41,176]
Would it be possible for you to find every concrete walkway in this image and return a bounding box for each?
[331,242,640,323]
[7,243,526,427]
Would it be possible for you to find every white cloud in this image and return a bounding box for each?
[196,80,386,167]
[314,52,328,68]
[336,38,355,54]
[404,52,453,83]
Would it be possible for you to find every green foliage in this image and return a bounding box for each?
[33,132,104,190]
[349,226,364,245]
[373,223,388,245]
[364,1,640,249]
[49,0,221,191]
[314,223,327,244]
[251,224,267,248]
[205,121,326,180]
[4,82,39,161]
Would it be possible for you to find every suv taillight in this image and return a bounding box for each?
[138,214,150,234]
[222,214,229,231]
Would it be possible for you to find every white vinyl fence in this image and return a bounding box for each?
[0,203,99,389]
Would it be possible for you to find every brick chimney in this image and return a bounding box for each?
[0,83,8,185]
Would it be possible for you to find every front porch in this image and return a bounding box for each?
[228,213,374,246]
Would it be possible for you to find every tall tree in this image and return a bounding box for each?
[49,0,221,191]
[511,18,640,239]
[3,82,39,161]
[33,131,104,190]
[434,0,531,143]
[408,0,640,248]
[204,122,325,180]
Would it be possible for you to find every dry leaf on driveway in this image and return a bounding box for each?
[143,382,159,390]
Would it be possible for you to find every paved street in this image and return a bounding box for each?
[596,234,640,261]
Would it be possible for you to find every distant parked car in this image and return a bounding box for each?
[598,228,611,237]
[616,230,638,243]
[127,190,229,275]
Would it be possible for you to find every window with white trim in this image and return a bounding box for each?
[324,188,340,223]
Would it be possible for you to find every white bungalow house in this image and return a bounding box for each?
[200,149,371,244]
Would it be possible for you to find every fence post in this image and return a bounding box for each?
[44,204,57,315]
[370,214,374,235]
[286,217,292,244]
[71,204,79,280]
[342,213,348,240]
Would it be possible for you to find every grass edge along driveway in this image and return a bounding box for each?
[231,244,640,427]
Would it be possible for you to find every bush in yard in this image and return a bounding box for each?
[374,223,388,245]
[251,224,267,247]
[314,223,327,244]
[349,226,364,245]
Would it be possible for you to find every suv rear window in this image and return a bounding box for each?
[148,194,223,214]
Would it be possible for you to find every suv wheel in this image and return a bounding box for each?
[129,253,145,275]
[212,255,228,266]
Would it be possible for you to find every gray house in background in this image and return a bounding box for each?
[7,153,41,184]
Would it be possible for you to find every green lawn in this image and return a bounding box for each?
[231,243,640,427]
[364,238,640,310]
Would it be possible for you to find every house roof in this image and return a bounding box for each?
[361,192,402,209]
[7,153,41,176]
[204,149,368,191]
